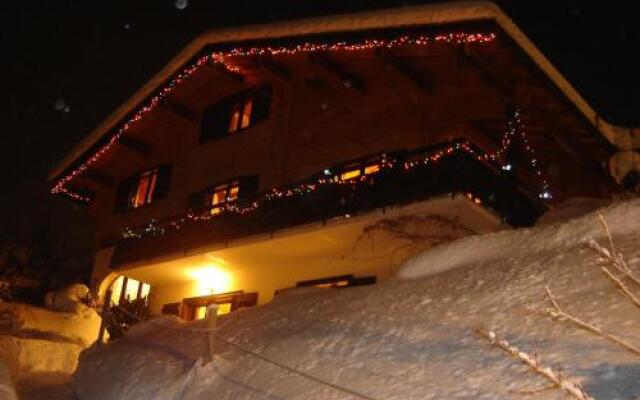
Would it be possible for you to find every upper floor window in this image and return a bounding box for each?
[338,159,382,181]
[201,84,272,142]
[131,168,158,209]
[210,180,240,215]
[188,176,259,214]
[115,164,172,212]
[228,97,253,133]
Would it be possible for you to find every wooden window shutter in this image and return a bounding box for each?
[187,189,208,213]
[114,177,134,212]
[238,175,260,207]
[153,164,173,201]
[201,97,234,142]
[250,84,272,125]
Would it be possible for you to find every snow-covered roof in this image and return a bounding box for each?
[49,0,639,182]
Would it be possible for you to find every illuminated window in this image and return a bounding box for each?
[140,283,151,299]
[194,303,232,320]
[241,98,253,129]
[217,302,232,315]
[364,164,381,175]
[294,274,376,291]
[116,164,172,212]
[182,292,257,321]
[189,176,258,214]
[195,306,207,320]
[210,181,240,215]
[109,276,152,305]
[315,280,350,289]
[201,85,272,142]
[124,280,140,301]
[228,97,255,133]
[110,276,124,305]
[340,168,361,181]
[339,162,380,181]
[130,169,158,208]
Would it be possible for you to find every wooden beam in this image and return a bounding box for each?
[253,55,292,81]
[161,98,197,122]
[309,52,365,93]
[458,44,514,97]
[83,170,115,187]
[375,48,434,93]
[206,59,244,83]
[118,136,152,155]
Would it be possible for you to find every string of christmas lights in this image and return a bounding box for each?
[119,110,552,240]
[51,32,497,201]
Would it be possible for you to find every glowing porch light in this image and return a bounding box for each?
[190,266,232,295]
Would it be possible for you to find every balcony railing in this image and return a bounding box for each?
[111,139,547,267]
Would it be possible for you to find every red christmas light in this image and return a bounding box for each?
[51,32,497,201]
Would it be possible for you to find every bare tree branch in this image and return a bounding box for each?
[476,328,594,400]
[544,286,640,356]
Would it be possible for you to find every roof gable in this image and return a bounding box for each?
[49,1,637,200]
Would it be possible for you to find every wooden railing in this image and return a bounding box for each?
[111,139,547,267]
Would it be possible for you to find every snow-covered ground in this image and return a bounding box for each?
[0,289,102,400]
[69,199,640,398]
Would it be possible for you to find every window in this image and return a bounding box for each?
[115,164,172,212]
[210,180,240,215]
[295,275,376,289]
[130,168,158,209]
[109,276,151,306]
[338,160,382,181]
[188,176,259,214]
[228,97,253,133]
[194,302,232,320]
[181,291,258,321]
[201,84,272,142]
[275,275,376,296]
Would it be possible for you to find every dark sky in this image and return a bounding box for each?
[2,0,639,256]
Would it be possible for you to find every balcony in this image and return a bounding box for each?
[111,139,547,267]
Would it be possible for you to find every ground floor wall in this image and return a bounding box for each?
[101,195,506,317]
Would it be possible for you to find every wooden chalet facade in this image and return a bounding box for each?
[50,2,636,320]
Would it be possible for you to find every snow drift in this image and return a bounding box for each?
[0,286,103,399]
[74,198,640,400]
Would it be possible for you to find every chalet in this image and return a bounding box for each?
[50,1,639,321]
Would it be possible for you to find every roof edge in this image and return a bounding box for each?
[49,0,638,182]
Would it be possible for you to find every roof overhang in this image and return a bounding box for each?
[49,0,640,183]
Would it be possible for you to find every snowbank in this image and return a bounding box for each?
[398,197,635,279]
[74,198,640,400]
[0,302,102,347]
[0,298,102,397]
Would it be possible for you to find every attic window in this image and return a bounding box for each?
[201,84,272,142]
[115,164,173,212]
[228,98,253,133]
[131,168,158,209]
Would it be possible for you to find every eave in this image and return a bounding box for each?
[48,0,639,188]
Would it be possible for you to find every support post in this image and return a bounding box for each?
[205,303,219,363]
[97,289,112,346]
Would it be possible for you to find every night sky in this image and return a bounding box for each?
[2,0,639,260]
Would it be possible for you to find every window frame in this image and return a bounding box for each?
[208,179,241,215]
[129,167,159,209]
[200,84,272,143]
[115,164,172,213]
[333,155,384,182]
